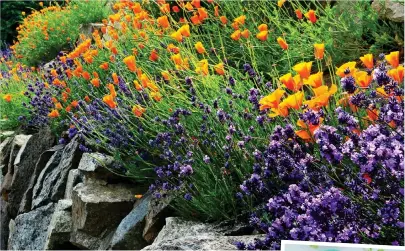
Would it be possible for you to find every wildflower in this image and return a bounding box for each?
[241,29,250,38]
[259,89,285,110]
[231,30,241,41]
[220,16,228,25]
[103,94,116,109]
[354,71,372,88]
[212,62,225,75]
[112,73,119,84]
[149,49,159,61]
[100,62,109,70]
[360,54,373,69]
[336,62,357,77]
[107,83,117,98]
[198,7,209,21]
[170,31,183,42]
[3,94,12,102]
[196,59,209,75]
[82,71,90,80]
[305,9,317,23]
[55,102,62,110]
[134,80,143,91]
[385,51,399,68]
[190,14,201,25]
[293,62,312,79]
[388,66,404,83]
[258,24,268,31]
[283,91,304,110]
[135,195,143,199]
[269,104,289,117]
[314,43,325,59]
[151,91,162,102]
[234,15,246,25]
[341,76,357,94]
[195,41,206,54]
[305,72,323,88]
[132,105,146,117]
[179,24,190,37]
[123,55,136,72]
[157,16,170,28]
[256,30,268,41]
[48,109,60,118]
[295,9,303,19]
[214,5,219,16]
[161,71,170,81]
[90,78,100,87]
[295,118,322,140]
[277,37,288,50]
[39,2,43,7]
[172,6,180,12]
[84,95,91,103]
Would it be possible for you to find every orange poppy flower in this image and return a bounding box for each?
[280,73,302,92]
[161,71,170,81]
[172,6,180,12]
[234,15,246,25]
[336,62,357,77]
[241,29,250,38]
[91,78,100,87]
[293,62,312,79]
[71,100,79,108]
[214,6,219,17]
[305,72,323,88]
[48,109,60,118]
[314,43,325,59]
[171,31,183,42]
[360,54,373,69]
[184,2,194,10]
[151,91,162,102]
[100,62,109,70]
[195,41,206,54]
[295,9,303,19]
[269,104,289,118]
[149,49,159,62]
[191,0,201,8]
[283,91,304,110]
[385,51,399,68]
[157,16,170,28]
[259,89,285,110]
[160,3,170,13]
[388,66,404,83]
[123,55,136,72]
[256,30,268,41]
[220,16,228,25]
[195,59,209,75]
[84,95,91,103]
[354,71,372,88]
[82,71,91,80]
[132,105,146,117]
[277,0,286,7]
[179,24,190,37]
[231,30,241,41]
[3,94,12,102]
[277,37,288,50]
[107,83,117,98]
[133,80,143,91]
[112,73,119,84]
[258,24,268,31]
[305,10,317,23]
[295,118,322,141]
[214,63,225,75]
[198,7,208,21]
[103,95,116,109]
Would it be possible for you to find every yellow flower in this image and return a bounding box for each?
[214,63,225,75]
[314,43,325,59]
[195,59,209,75]
[305,72,323,88]
[277,0,286,7]
[282,91,304,110]
[194,41,206,54]
[259,89,285,110]
[293,62,312,79]
[336,61,357,77]
[385,51,399,68]
[360,54,373,69]
[354,71,372,88]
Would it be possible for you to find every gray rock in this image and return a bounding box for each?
[109,194,151,249]
[143,195,174,243]
[77,152,118,183]
[64,169,84,199]
[0,136,13,168]
[0,198,10,250]
[32,138,81,209]
[7,219,15,246]
[0,131,15,139]
[372,0,404,22]
[19,145,64,214]
[142,217,265,250]
[8,203,55,250]
[70,182,140,249]
[1,134,31,202]
[44,199,73,250]
[3,129,54,217]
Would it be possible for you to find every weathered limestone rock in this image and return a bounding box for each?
[19,145,64,214]
[1,134,31,202]
[0,136,13,167]
[64,169,84,199]
[77,152,118,183]
[142,217,264,250]
[70,182,141,249]
[8,203,55,250]
[372,0,404,22]
[0,198,10,250]
[3,128,54,217]
[143,195,174,243]
[109,194,151,250]
[44,199,74,250]
[32,138,81,209]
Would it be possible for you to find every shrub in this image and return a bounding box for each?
[10,0,111,67]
